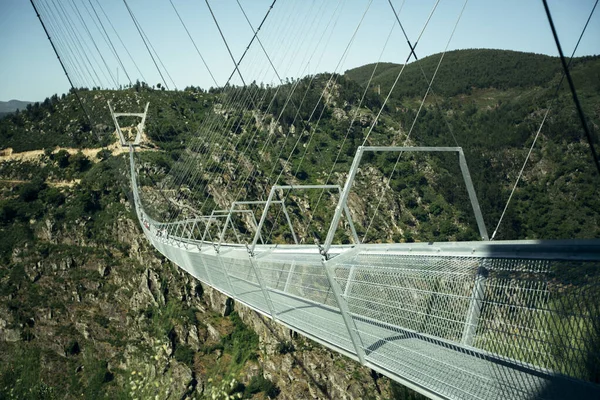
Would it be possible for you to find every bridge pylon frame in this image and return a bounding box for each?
[324,146,489,254]
[108,101,149,147]
[250,184,360,254]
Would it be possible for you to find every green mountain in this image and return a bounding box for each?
[0,99,34,119]
[0,49,599,398]
[0,99,33,113]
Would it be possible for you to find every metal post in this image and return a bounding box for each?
[251,186,278,253]
[249,256,278,320]
[187,220,197,240]
[344,265,357,297]
[281,201,299,244]
[135,102,150,145]
[283,260,296,293]
[322,257,366,364]
[249,211,265,245]
[107,101,126,146]
[461,263,489,346]
[458,149,489,240]
[324,147,365,253]
[218,203,236,250]
[216,252,238,298]
[197,249,214,286]
[201,211,216,244]
[343,204,360,244]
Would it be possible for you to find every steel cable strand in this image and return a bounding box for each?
[234,0,341,204]
[362,0,466,244]
[94,0,147,83]
[54,0,108,87]
[265,0,350,187]
[165,0,290,218]
[542,0,600,177]
[298,5,404,245]
[122,0,170,90]
[68,0,117,87]
[34,0,112,147]
[264,0,374,244]
[95,1,203,219]
[47,0,102,88]
[40,0,178,206]
[199,0,338,242]
[31,0,98,145]
[388,0,460,147]
[84,0,132,87]
[243,0,344,194]
[59,0,114,87]
[179,81,274,222]
[40,0,87,87]
[37,0,86,88]
[168,77,272,224]
[169,0,218,88]
[169,38,282,221]
[131,10,178,90]
[233,0,348,236]
[177,0,306,222]
[234,0,349,243]
[492,0,599,240]
[210,0,318,212]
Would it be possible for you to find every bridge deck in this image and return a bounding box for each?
[146,230,600,400]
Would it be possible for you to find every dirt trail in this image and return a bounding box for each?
[0,178,81,188]
[0,126,158,164]
[0,141,130,163]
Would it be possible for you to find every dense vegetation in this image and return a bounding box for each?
[0,48,599,399]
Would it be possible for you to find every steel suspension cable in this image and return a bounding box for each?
[362,0,466,243]
[492,0,599,240]
[122,0,170,90]
[94,0,147,83]
[542,0,600,176]
[68,0,117,87]
[388,0,459,147]
[169,0,218,88]
[85,0,132,86]
[300,4,404,244]
[30,0,103,146]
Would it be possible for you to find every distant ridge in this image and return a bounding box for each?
[343,49,600,98]
[0,99,34,114]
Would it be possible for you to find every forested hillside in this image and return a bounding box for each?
[0,48,599,399]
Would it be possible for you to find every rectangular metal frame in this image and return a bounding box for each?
[108,101,149,146]
[324,146,489,253]
[250,184,360,254]
[217,200,298,251]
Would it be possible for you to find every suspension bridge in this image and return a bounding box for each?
[31,0,600,399]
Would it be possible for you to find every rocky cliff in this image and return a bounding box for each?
[0,156,404,399]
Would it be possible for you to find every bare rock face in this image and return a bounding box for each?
[0,316,20,342]
[0,183,396,400]
[204,286,233,317]
[201,285,392,400]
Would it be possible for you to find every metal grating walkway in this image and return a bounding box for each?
[129,149,600,400]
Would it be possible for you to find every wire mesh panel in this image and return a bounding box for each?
[473,258,600,383]
[334,253,478,341]
[200,252,235,297]
[219,249,271,315]
[326,247,600,400]
[253,252,356,355]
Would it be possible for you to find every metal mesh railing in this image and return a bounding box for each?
[130,150,600,399]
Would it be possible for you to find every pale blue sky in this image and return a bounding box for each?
[1,0,598,102]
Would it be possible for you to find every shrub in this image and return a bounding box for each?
[275,341,295,355]
[55,150,70,168]
[245,374,280,398]
[174,344,195,367]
